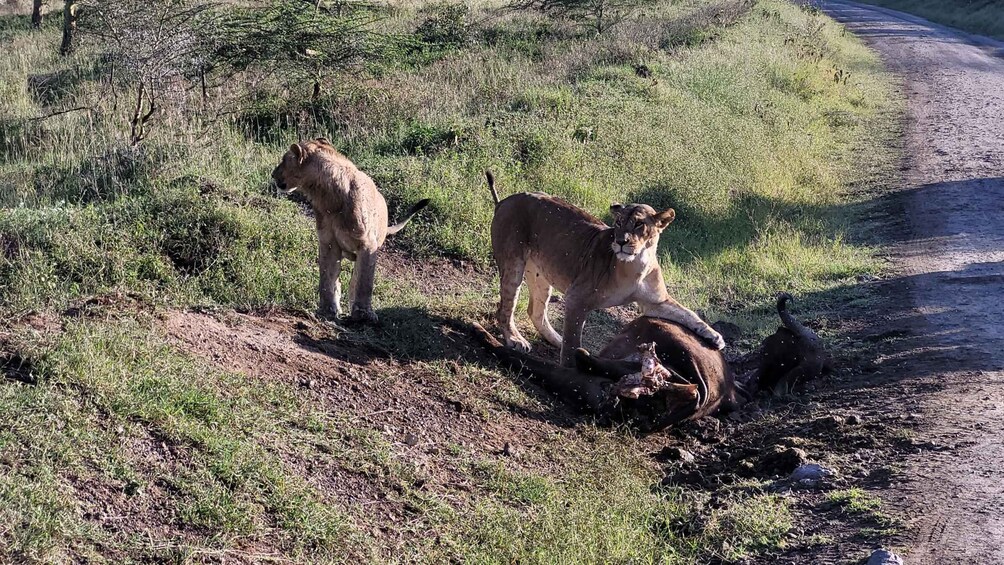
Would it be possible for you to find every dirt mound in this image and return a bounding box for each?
[161,307,605,546]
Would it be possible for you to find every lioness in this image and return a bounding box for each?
[474,316,738,432]
[486,172,724,366]
[272,139,429,323]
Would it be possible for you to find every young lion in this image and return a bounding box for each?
[486,172,724,366]
[272,139,429,323]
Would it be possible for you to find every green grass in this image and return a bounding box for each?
[826,487,900,535]
[1,318,353,561]
[0,0,901,561]
[857,0,1004,40]
[454,461,792,563]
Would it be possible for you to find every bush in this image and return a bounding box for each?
[415,3,473,51]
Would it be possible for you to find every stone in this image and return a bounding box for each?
[761,445,808,474]
[404,433,419,447]
[846,413,863,425]
[790,463,835,483]
[814,414,845,428]
[659,446,695,464]
[867,549,903,565]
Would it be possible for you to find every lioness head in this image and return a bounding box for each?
[271,138,333,195]
[609,203,676,262]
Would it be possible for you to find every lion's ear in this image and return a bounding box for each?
[290,144,305,164]
[610,203,624,215]
[654,208,676,229]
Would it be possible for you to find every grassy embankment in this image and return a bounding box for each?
[0,0,898,561]
[859,0,1004,40]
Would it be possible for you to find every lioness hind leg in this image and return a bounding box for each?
[348,248,379,324]
[496,258,531,352]
[526,265,562,348]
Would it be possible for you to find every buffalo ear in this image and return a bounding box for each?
[290,144,305,164]
[609,203,624,216]
[654,208,676,229]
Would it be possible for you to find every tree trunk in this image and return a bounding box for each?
[31,0,45,29]
[59,0,79,56]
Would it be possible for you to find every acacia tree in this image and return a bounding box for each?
[210,0,391,100]
[513,0,656,34]
[81,0,208,144]
[31,0,46,29]
[59,0,79,54]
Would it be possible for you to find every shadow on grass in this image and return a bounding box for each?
[630,183,839,266]
[289,304,603,429]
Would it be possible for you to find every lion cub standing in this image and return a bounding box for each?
[272,139,428,323]
[486,172,724,366]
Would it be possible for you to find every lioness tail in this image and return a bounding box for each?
[776,292,820,345]
[387,198,431,235]
[485,170,501,206]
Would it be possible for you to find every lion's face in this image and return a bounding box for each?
[609,204,676,262]
[271,143,305,194]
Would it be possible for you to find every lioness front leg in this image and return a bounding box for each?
[348,248,379,324]
[318,235,343,318]
[635,270,725,349]
[641,299,725,350]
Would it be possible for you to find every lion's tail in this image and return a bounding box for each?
[776,292,819,345]
[485,170,501,206]
[387,198,431,235]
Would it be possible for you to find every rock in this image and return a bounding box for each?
[846,413,863,425]
[867,549,903,565]
[790,463,835,483]
[814,414,845,428]
[778,436,808,448]
[711,321,743,344]
[662,468,710,488]
[760,445,808,474]
[659,446,695,464]
[404,433,419,447]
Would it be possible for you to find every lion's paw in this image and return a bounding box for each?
[705,329,726,350]
[350,308,379,325]
[506,335,532,353]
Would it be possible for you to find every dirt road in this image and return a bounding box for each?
[818,1,1004,562]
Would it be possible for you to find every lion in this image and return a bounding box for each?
[473,316,738,432]
[272,139,429,323]
[753,293,832,395]
[485,171,724,366]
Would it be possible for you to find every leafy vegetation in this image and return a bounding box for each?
[0,0,899,561]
